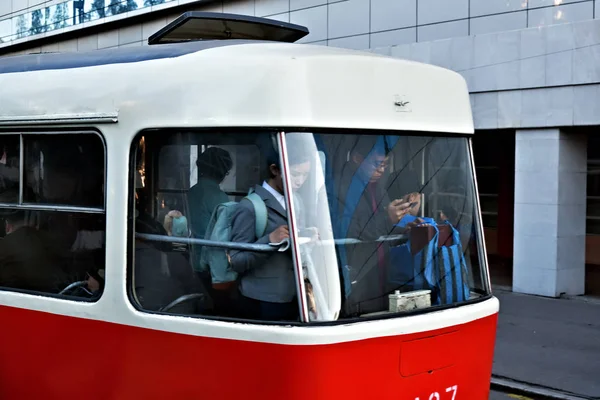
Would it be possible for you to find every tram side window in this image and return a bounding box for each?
[0,135,20,205]
[130,131,300,321]
[0,133,106,300]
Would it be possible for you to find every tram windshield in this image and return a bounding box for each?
[285,132,488,320]
[129,130,488,323]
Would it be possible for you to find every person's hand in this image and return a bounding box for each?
[269,225,290,243]
[86,275,100,292]
[404,217,434,232]
[404,192,421,216]
[387,199,413,224]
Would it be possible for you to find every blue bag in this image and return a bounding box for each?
[436,221,470,305]
[199,189,267,285]
[389,217,470,306]
[389,216,438,293]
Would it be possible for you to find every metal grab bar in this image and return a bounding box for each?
[59,281,87,295]
[136,232,408,251]
[159,293,206,313]
[135,233,289,252]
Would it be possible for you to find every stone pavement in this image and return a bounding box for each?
[492,288,600,399]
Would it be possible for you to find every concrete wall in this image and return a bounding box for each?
[370,18,600,130]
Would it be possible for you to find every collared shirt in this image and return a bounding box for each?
[262,181,286,210]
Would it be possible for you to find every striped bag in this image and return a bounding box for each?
[389,217,470,306]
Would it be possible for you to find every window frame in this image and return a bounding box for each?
[0,129,107,301]
[126,128,493,327]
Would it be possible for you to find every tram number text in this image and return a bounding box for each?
[414,385,458,400]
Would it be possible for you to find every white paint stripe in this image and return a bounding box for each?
[0,292,498,345]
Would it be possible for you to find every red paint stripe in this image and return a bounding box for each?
[0,304,497,399]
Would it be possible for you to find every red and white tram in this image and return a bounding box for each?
[0,13,498,400]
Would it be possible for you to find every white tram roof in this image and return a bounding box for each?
[0,40,473,134]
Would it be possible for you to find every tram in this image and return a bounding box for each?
[0,12,498,400]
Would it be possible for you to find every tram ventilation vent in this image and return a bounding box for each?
[148,12,310,45]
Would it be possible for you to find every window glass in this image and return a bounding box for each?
[0,0,176,45]
[0,210,105,297]
[0,18,12,44]
[130,130,488,324]
[158,144,193,191]
[0,135,20,204]
[0,133,106,300]
[285,132,488,320]
[130,131,289,320]
[23,134,104,209]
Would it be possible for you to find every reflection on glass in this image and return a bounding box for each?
[14,14,29,40]
[284,133,340,322]
[287,133,487,320]
[23,134,105,209]
[0,0,174,44]
[0,19,11,43]
[0,136,20,204]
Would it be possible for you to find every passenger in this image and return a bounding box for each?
[188,147,233,240]
[333,136,422,316]
[187,147,233,283]
[228,139,311,321]
[0,209,68,293]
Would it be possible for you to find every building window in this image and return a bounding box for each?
[0,132,106,300]
[0,0,176,45]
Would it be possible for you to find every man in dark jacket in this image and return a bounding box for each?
[229,136,311,321]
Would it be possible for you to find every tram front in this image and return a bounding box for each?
[127,31,497,399]
[133,128,496,399]
[277,129,496,399]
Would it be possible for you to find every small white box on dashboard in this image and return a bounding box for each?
[389,290,431,312]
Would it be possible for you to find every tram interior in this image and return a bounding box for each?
[132,131,485,319]
[0,130,485,319]
[0,134,106,298]
[131,132,268,316]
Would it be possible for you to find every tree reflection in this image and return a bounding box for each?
[30,10,43,35]
[0,0,171,44]
[92,0,107,18]
[52,4,69,30]
[16,15,27,39]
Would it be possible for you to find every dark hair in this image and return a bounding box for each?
[257,135,280,179]
[197,147,233,182]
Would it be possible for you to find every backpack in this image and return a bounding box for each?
[199,189,268,285]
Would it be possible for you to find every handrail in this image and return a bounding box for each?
[159,293,206,313]
[135,233,288,252]
[135,232,408,251]
[59,281,87,295]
